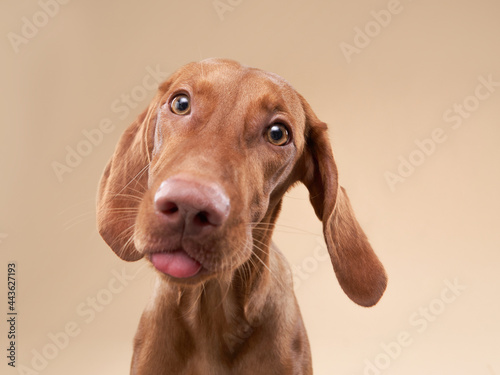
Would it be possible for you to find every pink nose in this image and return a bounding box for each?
[154,176,230,237]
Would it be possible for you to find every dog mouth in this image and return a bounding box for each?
[150,249,203,279]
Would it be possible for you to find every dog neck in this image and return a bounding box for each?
[147,206,285,359]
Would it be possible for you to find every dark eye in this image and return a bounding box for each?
[170,94,191,115]
[266,124,289,146]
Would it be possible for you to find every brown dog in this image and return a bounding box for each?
[97,58,387,374]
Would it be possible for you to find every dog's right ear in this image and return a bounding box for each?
[96,89,165,261]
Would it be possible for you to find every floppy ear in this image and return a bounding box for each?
[96,91,163,261]
[300,97,387,307]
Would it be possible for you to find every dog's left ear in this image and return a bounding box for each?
[299,96,387,307]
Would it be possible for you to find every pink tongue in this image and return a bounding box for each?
[151,251,202,278]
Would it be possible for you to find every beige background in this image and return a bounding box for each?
[1,0,499,374]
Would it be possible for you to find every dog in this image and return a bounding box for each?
[97,58,387,374]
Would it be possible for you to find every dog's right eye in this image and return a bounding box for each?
[170,94,191,115]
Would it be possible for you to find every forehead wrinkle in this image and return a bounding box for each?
[192,64,244,104]
[185,66,246,137]
[257,70,304,117]
[239,76,297,128]
[193,79,216,98]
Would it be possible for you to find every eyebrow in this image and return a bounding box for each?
[192,79,215,97]
[257,91,290,115]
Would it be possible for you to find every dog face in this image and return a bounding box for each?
[135,59,308,283]
[97,58,387,305]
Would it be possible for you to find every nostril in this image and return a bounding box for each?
[158,201,179,215]
[194,211,210,226]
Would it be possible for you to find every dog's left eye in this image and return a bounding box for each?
[266,124,289,146]
[170,94,191,115]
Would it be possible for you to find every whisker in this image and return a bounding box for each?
[64,217,95,231]
[109,224,136,257]
[251,241,288,291]
[243,242,284,289]
[252,238,288,264]
[253,227,317,236]
[119,230,137,258]
[100,214,138,226]
[250,222,320,236]
[103,208,140,213]
[57,198,96,215]
[283,194,308,201]
[111,164,150,201]
[63,211,95,229]
[123,186,147,197]
[114,192,143,198]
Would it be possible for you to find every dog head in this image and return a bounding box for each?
[97,58,386,306]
